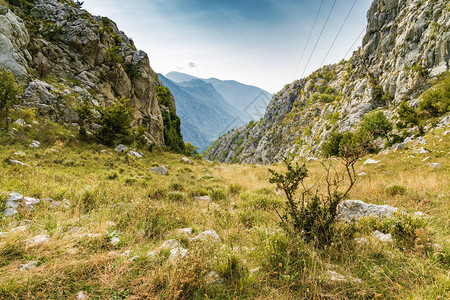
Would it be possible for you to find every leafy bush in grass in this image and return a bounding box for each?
[385,184,407,196]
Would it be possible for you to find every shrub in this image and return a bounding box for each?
[398,100,419,127]
[185,142,201,158]
[95,97,134,146]
[210,188,226,202]
[418,72,449,117]
[169,182,184,191]
[167,191,185,202]
[161,110,185,153]
[227,183,243,196]
[385,184,407,196]
[359,111,392,138]
[0,67,23,129]
[215,253,248,284]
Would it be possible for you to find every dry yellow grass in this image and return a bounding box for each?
[0,120,448,299]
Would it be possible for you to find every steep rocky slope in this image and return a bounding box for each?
[0,0,178,146]
[204,0,449,164]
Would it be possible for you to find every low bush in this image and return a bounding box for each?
[385,184,407,196]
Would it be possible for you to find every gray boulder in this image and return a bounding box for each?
[150,166,168,176]
[338,200,398,221]
[114,144,128,153]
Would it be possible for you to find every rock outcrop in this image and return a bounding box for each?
[0,0,178,146]
[204,0,449,164]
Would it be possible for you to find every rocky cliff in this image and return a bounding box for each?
[204,0,449,164]
[0,0,174,146]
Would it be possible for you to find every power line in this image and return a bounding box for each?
[344,26,366,60]
[319,0,358,67]
[301,0,337,78]
[292,0,325,81]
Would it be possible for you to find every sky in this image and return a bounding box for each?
[83,0,373,93]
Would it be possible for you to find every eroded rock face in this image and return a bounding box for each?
[204,0,449,164]
[0,0,167,145]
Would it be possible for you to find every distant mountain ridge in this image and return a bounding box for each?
[161,72,272,152]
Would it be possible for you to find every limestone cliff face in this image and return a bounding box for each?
[0,0,167,145]
[204,0,449,164]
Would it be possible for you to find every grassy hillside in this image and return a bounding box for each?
[0,112,448,299]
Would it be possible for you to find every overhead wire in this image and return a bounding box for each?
[344,26,366,60]
[300,0,337,78]
[319,0,358,67]
[292,0,325,81]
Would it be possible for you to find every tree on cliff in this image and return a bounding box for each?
[0,68,23,130]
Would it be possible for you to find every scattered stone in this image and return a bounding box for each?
[194,195,212,202]
[18,261,37,270]
[114,144,128,152]
[7,192,23,202]
[168,247,189,263]
[192,230,221,242]
[47,148,59,153]
[14,151,26,156]
[307,157,318,162]
[422,156,430,162]
[381,149,390,155]
[26,235,50,246]
[364,159,380,165]
[160,239,182,250]
[338,200,398,221]
[427,163,442,169]
[29,140,41,148]
[443,130,450,136]
[121,250,131,257]
[110,237,120,246]
[373,230,392,243]
[76,291,88,300]
[414,211,425,217]
[391,142,407,151]
[23,197,40,208]
[182,157,193,164]
[9,159,27,166]
[87,233,101,238]
[354,238,368,245]
[106,221,116,227]
[130,255,139,262]
[326,271,362,284]
[150,166,169,176]
[100,150,109,153]
[3,208,18,217]
[128,151,142,158]
[413,148,428,154]
[413,137,426,145]
[357,172,367,176]
[205,271,222,284]
[432,243,443,252]
[14,119,25,126]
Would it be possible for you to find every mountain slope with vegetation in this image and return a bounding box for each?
[204,0,449,164]
[159,74,247,152]
[0,0,184,150]
[163,72,272,151]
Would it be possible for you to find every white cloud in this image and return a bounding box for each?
[176,60,199,71]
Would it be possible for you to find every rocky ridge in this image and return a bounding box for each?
[204,0,449,164]
[0,0,178,146]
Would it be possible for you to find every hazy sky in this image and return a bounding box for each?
[83,0,373,93]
